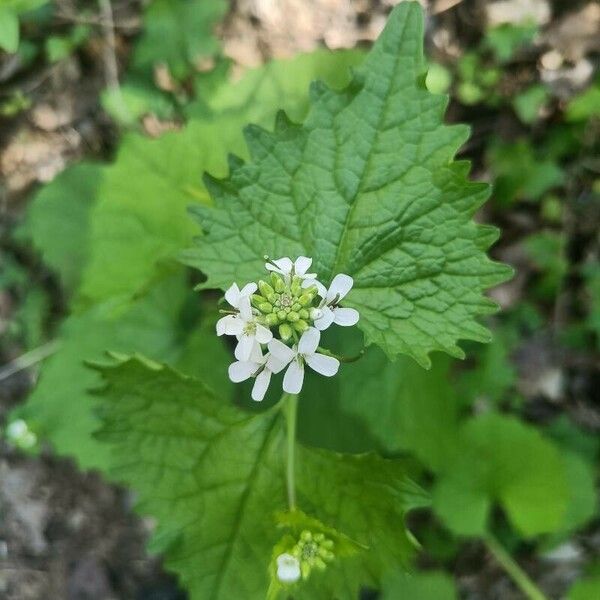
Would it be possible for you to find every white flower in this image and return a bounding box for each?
[265,256,317,286]
[215,281,257,336]
[276,553,301,584]
[216,296,273,361]
[267,328,339,394]
[228,342,288,401]
[313,273,359,331]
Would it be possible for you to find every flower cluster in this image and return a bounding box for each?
[275,530,335,584]
[217,256,359,400]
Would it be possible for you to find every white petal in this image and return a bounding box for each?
[219,315,244,336]
[327,273,354,302]
[283,359,304,394]
[294,256,312,276]
[311,279,328,297]
[254,323,273,344]
[268,338,296,364]
[236,339,263,362]
[305,352,340,377]
[265,353,288,374]
[276,554,301,584]
[252,369,271,401]
[313,306,335,331]
[236,335,255,361]
[239,282,258,297]
[238,296,252,321]
[228,361,258,383]
[224,283,241,308]
[298,327,320,355]
[333,307,360,326]
[265,256,293,274]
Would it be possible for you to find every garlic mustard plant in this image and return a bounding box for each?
[217,256,359,400]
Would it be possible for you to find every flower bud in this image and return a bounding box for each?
[298,293,312,307]
[293,319,309,333]
[277,310,287,321]
[291,303,301,312]
[272,274,286,293]
[258,302,273,314]
[265,313,279,327]
[290,276,302,296]
[299,309,309,320]
[279,323,293,341]
[287,311,300,322]
[250,294,264,307]
[303,285,318,296]
[258,280,275,298]
[267,292,277,304]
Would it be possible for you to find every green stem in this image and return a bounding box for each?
[317,346,365,363]
[485,535,549,600]
[282,393,298,510]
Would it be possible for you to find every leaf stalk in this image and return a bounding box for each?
[282,393,298,510]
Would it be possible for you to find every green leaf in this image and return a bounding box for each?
[483,22,538,62]
[433,413,570,538]
[565,82,600,122]
[131,0,228,81]
[94,356,419,599]
[0,7,19,53]
[299,326,459,465]
[381,571,457,600]
[18,163,102,293]
[9,275,192,470]
[184,2,512,366]
[512,84,549,124]
[80,51,361,305]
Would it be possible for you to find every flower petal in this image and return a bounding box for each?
[313,306,335,331]
[298,327,320,355]
[218,315,244,336]
[283,359,304,394]
[265,256,293,274]
[252,369,271,401]
[236,339,263,362]
[236,334,255,361]
[294,256,312,276]
[333,307,360,326]
[268,338,296,364]
[311,279,328,297]
[228,360,258,383]
[305,352,340,377]
[224,283,241,308]
[265,353,287,374]
[238,296,253,321]
[327,273,354,302]
[240,282,258,297]
[255,323,273,344]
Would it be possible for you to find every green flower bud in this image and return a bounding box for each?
[314,558,327,571]
[258,280,275,298]
[290,276,302,296]
[298,293,312,307]
[319,548,334,561]
[293,319,309,333]
[265,313,279,327]
[272,274,286,293]
[277,310,287,321]
[321,539,334,550]
[279,323,293,341]
[287,311,300,322]
[291,302,301,312]
[258,302,273,314]
[303,284,317,296]
[301,531,312,542]
[250,294,264,307]
[299,308,309,320]
[267,292,277,304]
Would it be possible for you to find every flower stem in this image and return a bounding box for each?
[282,393,298,510]
[485,534,549,600]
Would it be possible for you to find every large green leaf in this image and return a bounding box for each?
[9,276,188,470]
[94,356,420,599]
[18,162,102,293]
[79,51,362,305]
[432,413,578,538]
[183,2,512,366]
